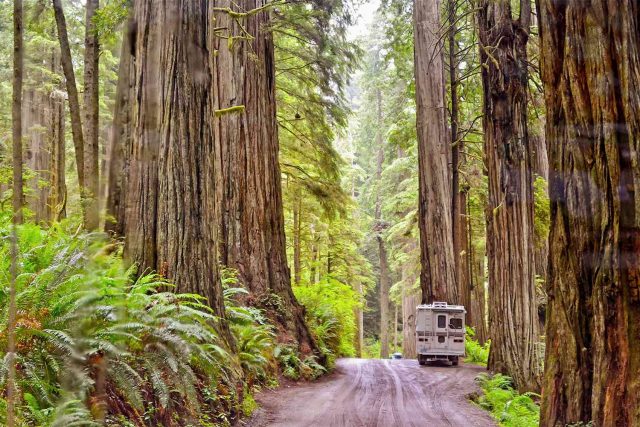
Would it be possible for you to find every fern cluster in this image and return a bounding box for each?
[474,373,540,427]
[0,222,273,426]
[464,326,490,365]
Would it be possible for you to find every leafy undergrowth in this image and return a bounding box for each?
[294,277,361,368]
[0,222,324,426]
[464,327,490,365]
[473,373,540,427]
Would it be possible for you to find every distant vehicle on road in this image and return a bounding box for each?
[390,352,403,360]
[416,302,466,366]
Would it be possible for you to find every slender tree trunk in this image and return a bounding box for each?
[122,0,227,327]
[414,0,457,305]
[539,1,640,425]
[12,0,24,225]
[7,0,24,424]
[478,0,540,392]
[374,88,390,359]
[52,0,85,200]
[24,89,51,222]
[83,0,100,229]
[212,0,317,355]
[49,50,66,222]
[448,0,466,306]
[293,189,302,284]
[105,20,134,235]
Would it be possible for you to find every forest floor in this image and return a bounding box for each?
[246,358,497,427]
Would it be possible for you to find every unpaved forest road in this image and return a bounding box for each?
[248,358,497,427]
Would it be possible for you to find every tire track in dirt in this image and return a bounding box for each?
[247,358,496,427]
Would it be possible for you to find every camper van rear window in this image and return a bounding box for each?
[437,315,446,328]
[449,318,463,329]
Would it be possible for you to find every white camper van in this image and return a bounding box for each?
[416,302,466,366]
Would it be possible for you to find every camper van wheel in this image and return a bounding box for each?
[451,356,459,366]
[418,357,426,366]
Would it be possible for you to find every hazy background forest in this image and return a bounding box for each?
[1,0,639,426]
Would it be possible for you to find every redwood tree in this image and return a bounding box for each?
[539,0,640,424]
[122,1,226,324]
[83,0,100,229]
[212,0,317,354]
[478,0,540,391]
[413,0,457,304]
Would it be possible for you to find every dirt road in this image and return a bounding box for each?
[248,358,497,427]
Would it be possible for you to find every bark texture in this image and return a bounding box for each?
[82,0,100,229]
[123,0,226,324]
[414,0,457,305]
[478,0,540,391]
[211,0,317,354]
[539,1,640,425]
[12,0,24,224]
[105,21,134,235]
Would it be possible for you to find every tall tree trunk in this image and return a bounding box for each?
[414,0,457,305]
[105,20,134,235]
[48,48,66,221]
[539,1,640,425]
[293,189,302,284]
[52,0,85,202]
[83,0,100,229]
[212,0,317,355]
[374,88,390,359]
[12,0,24,225]
[24,89,51,222]
[448,0,466,308]
[478,0,540,391]
[7,0,24,424]
[122,0,227,327]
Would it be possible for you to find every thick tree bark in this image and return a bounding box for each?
[539,1,640,425]
[52,0,85,199]
[83,0,100,229]
[105,21,134,235]
[478,0,540,391]
[414,0,457,305]
[123,0,227,328]
[212,0,317,355]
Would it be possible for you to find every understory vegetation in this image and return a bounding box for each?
[473,374,540,427]
[464,327,490,365]
[0,221,335,426]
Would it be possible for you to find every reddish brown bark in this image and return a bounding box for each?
[82,0,100,229]
[478,0,541,391]
[212,0,317,354]
[539,0,640,425]
[122,1,226,326]
[414,0,457,305]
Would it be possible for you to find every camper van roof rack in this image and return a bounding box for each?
[432,302,448,308]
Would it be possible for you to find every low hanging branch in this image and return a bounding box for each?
[215,105,246,117]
